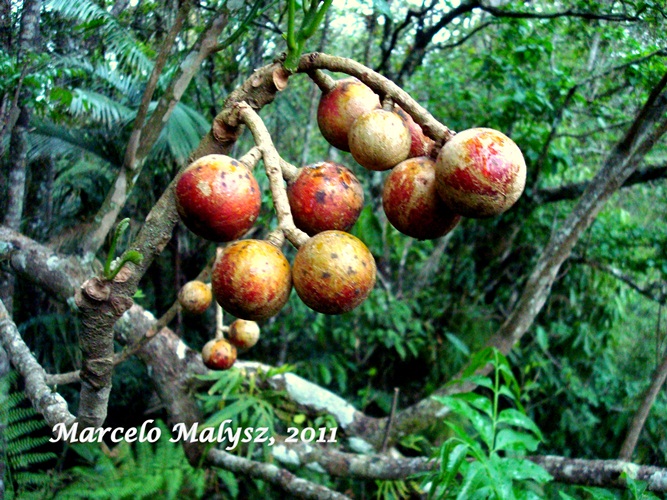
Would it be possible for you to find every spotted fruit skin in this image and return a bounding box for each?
[228,319,260,349]
[287,162,364,236]
[293,231,376,315]
[317,78,380,152]
[175,155,260,242]
[212,240,291,321]
[349,109,411,171]
[383,157,461,240]
[202,338,237,370]
[395,106,435,158]
[435,128,526,218]
[178,280,212,314]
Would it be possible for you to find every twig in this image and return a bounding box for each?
[381,388,399,453]
[215,304,225,340]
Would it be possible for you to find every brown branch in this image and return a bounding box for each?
[297,52,455,144]
[619,347,667,460]
[478,1,641,22]
[534,164,667,204]
[207,448,350,500]
[573,258,666,304]
[0,299,76,430]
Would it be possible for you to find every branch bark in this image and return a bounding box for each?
[207,448,351,500]
[618,347,667,460]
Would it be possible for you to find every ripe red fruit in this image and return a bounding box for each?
[228,319,260,349]
[178,280,212,314]
[317,78,380,151]
[435,128,526,218]
[292,231,376,315]
[212,240,292,321]
[395,106,435,158]
[383,157,461,240]
[175,154,260,242]
[287,162,364,236]
[348,109,411,171]
[202,338,237,370]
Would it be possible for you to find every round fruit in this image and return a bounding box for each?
[212,240,292,321]
[202,338,237,370]
[348,109,411,171]
[287,162,364,236]
[317,78,380,151]
[178,280,212,314]
[435,128,526,218]
[175,154,260,242]
[292,231,376,315]
[395,106,435,158]
[228,319,260,349]
[383,157,461,240]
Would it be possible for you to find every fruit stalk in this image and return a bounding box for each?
[236,101,309,248]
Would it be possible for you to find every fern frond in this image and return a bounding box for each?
[5,420,50,442]
[9,451,56,469]
[7,435,52,456]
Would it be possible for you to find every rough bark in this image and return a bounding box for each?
[207,448,351,500]
[0,299,77,429]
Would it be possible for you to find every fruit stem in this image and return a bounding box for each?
[381,96,394,111]
[215,304,225,340]
[240,147,262,170]
[266,229,285,249]
[308,69,336,93]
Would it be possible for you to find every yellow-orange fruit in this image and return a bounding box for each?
[212,240,291,321]
[175,154,260,242]
[348,109,411,171]
[228,319,260,349]
[178,280,212,314]
[292,231,376,315]
[435,128,526,218]
[287,162,364,236]
[383,157,461,240]
[317,78,380,151]
[202,338,237,370]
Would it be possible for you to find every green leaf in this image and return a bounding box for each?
[202,398,257,429]
[497,409,543,440]
[493,428,540,453]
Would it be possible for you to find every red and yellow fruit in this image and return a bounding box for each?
[202,338,237,370]
[212,240,291,321]
[175,155,260,242]
[383,157,461,240]
[178,280,212,314]
[292,231,376,315]
[317,78,380,151]
[348,109,411,171]
[435,128,526,218]
[287,162,364,235]
[395,106,435,158]
[228,319,260,350]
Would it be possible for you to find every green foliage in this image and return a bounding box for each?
[0,372,58,499]
[420,348,552,499]
[57,421,206,499]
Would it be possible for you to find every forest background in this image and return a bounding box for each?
[0,0,666,498]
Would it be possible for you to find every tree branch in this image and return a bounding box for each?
[478,2,641,22]
[0,299,76,430]
[533,164,667,204]
[207,448,351,500]
[80,9,228,256]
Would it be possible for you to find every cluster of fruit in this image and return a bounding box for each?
[177,280,260,370]
[173,73,526,370]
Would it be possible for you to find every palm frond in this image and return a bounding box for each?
[31,120,122,165]
[55,57,144,101]
[47,0,153,75]
[68,88,135,129]
[150,102,210,166]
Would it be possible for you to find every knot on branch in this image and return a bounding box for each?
[82,356,114,388]
[78,277,111,302]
